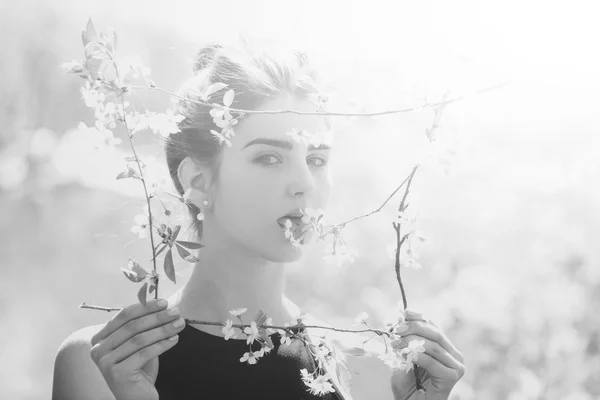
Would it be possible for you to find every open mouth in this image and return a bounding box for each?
[277,216,306,228]
[277,215,312,244]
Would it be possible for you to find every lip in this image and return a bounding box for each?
[277,216,306,228]
[281,208,305,218]
[277,208,306,225]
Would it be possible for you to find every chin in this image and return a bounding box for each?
[264,234,317,263]
[247,226,317,263]
[265,244,305,263]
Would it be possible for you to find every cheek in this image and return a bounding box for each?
[213,164,279,229]
[317,171,332,209]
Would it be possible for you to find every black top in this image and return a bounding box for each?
[156,323,342,400]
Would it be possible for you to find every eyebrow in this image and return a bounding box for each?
[242,138,331,151]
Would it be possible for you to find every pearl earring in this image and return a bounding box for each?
[197,199,209,221]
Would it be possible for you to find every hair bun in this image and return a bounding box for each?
[193,45,222,73]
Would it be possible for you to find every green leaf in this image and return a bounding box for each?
[84,42,105,59]
[204,82,227,100]
[137,282,148,306]
[60,60,84,75]
[296,75,319,93]
[100,27,118,54]
[174,243,199,263]
[253,309,268,326]
[152,244,168,261]
[175,243,189,258]
[175,240,203,250]
[164,248,176,283]
[149,283,156,294]
[129,258,148,277]
[116,167,139,180]
[121,268,144,283]
[174,242,189,258]
[262,333,275,350]
[186,255,199,263]
[84,53,104,81]
[254,309,275,350]
[116,171,130,180]
[171,225,182,242]
[223,89,235,107]
[121,258,148,283]
[81,18,98,47]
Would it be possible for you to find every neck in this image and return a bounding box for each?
[174,236,297,332]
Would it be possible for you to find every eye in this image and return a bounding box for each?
[254,154,281,166]
[307,156,327,167]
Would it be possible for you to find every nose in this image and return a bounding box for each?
[287,161,316,198]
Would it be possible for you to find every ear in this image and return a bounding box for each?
[177,157,212,204]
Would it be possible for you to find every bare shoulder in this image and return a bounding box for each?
[52,324,115,400]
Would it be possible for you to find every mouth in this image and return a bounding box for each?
[277,214,312,245]
[277,216,306,228]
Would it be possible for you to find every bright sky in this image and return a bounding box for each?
[89,0,599,88]
[5,0,596,195]
[69,0,600,126]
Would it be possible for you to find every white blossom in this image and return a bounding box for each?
[229,307,248,317]
[299,369,336,395]
[222,319,237,340]
[239,348,265,365]
[244,321,260,345]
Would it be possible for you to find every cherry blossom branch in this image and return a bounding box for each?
[128,82,508,118]
[80,303,122,312]
[325,170,415,230]
[186,319,398,337]
[79,303,399,338]
[117,91,160,299]
[387,95,445,391]
[390,164,424,392]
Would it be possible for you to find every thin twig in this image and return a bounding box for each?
[80,303,122,312]
[118,80,159,300]
[127,81,508,118]
[325,170,414,230]
[78,304,398,338]
[390,150,422,393]
[186,319,396,338]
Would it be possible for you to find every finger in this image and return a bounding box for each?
[404,309,437,327]
[92,298,169,346]
[400,335,463,371]
[104,317,186,365]
[99,334,180,374]
[397,319,464,364]
[414,351,466,381]
[91,307,182,362]
[119,335,180,371]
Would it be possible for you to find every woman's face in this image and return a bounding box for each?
[210,94,333,262]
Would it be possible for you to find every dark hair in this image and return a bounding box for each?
[164,40,322,240]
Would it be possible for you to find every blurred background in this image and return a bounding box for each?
[1,0,599,399]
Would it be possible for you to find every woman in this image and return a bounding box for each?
[52,43,465,400]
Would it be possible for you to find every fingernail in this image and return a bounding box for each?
[157,299,168,307]
[396,322,409,333]
[173,318,185,328]
[167,307,180,316]
[405,309,423,318]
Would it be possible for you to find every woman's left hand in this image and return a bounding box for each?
[390,309,465,400]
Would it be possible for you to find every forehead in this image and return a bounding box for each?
[232,95,330,145]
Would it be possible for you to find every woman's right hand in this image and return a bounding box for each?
[90,298,185,400]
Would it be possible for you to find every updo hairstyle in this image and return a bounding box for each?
[164,41,321,240]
